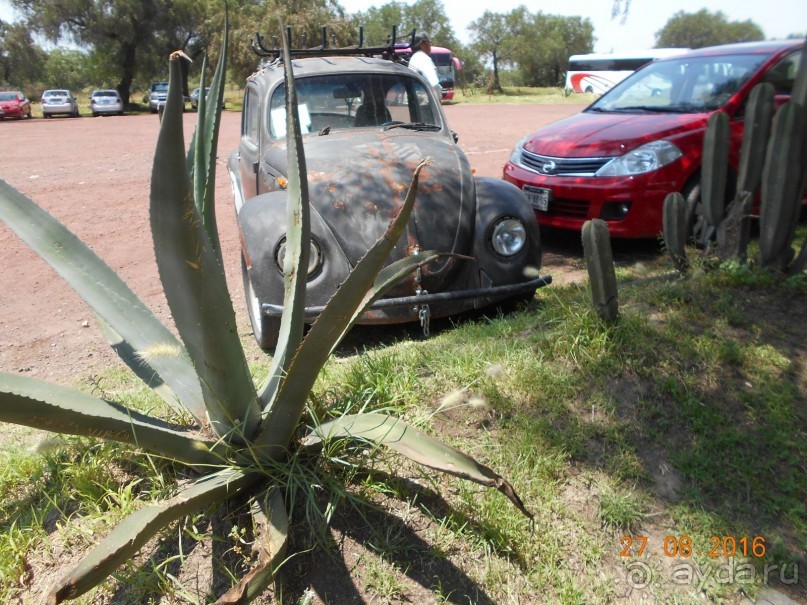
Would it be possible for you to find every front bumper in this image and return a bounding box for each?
[503,161,687,238]
[260,275,552,323]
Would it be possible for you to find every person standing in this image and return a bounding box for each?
[408,31,443,99]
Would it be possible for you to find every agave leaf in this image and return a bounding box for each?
[302,412,533,519]
[255,161,429,453]
[95,315,180,410]
[47,468,259,605]
[258,22,311,408]
[0,180,205,424]
[189,11,229,253]
[152,51,259,440]
[213,487,288,604]
[0,372,220,467]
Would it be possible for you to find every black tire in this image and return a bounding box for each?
[241,257,280,350]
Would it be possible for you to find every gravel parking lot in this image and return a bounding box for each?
[0,104,587,383]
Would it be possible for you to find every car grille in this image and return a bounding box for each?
[521,150,612,176]
[544,197,590,218]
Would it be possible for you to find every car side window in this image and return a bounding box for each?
[243,87,260,145]
[759,50,801,95]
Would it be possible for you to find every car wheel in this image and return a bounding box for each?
[241,257,280,350]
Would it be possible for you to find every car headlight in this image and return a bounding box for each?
[595,140,682,177]
[275,236,322,277]
[491,218,527,256]
[508,135,530,168]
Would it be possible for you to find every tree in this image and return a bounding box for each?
[351,0,459,50]
[655,9,764,49]
[11,0,207,104]
[468,10,514,93]
[0,19,46,89]
[513,12,594,87]
[42,48,94,92]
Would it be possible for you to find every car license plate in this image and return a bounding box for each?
[523,186,551,212]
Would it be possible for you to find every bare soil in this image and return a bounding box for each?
[0,103,591,384]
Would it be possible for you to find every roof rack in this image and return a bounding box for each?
[252,25,416,61]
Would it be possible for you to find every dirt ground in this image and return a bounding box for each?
[0,103,590,384]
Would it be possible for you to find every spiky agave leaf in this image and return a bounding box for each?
[187,11,230,251]
[0,180,205,424]
[257,22,312,408]
[151,50,260,440]
[0,372,221,467]
[254,160,432,455]
[301,413,533,519]
[47,468,259,604]
[213,488,289,604]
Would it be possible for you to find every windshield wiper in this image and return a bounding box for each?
[383,122,441,132]
[608,105,696,114]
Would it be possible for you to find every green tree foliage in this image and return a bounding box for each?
[468,10,513,93]
[352,0,460,50]
[0,19,46,89]
[209,0,350,85]
[10,0,207,104]
[655,9,764,49]
[513,12,594,87]
[470,8,593,90]
[42,49,94,92]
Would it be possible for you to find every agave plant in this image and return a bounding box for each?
[0,22,531,604]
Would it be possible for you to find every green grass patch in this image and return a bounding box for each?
[2,254,805,602]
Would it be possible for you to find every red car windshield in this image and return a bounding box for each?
[589,53,769,114]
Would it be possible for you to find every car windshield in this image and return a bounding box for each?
[0,92,19,101]
[152,83,168,92]
[44,90,69,97]
[94,91,118,97]
[268,72,439,138]
[589,53,769,114]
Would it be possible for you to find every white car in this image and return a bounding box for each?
[41,89,80,118]
[90,89,124,117]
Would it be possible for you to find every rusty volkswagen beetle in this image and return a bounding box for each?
[228,33,548,349]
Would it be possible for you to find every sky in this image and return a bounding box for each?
[1,0,804,53]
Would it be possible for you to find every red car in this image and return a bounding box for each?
[503,40,805,238]
[0,91,32,120]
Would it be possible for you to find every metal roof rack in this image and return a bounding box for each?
[252,25,416,61]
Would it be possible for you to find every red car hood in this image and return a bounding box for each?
[523,110,709,157]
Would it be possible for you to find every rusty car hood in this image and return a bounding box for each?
[263,129,475,277]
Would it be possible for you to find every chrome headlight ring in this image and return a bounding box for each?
[491,217,527,257]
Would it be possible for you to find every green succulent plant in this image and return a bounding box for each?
[0,22,531,604]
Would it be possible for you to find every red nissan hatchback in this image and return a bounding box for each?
[503,39,805,238]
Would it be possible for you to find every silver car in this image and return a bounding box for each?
[90,89,124,117]
[41,89,80,118]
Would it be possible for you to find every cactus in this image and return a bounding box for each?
[701,111,730,237]
[736,83,775,195]
[663,192,688,272]
[759,101,805,270]
[582,219,619,321]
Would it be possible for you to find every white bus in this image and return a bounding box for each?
[565,48,689,94]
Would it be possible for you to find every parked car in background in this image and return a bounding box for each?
[0,91,32,119]
[90,89,124,116]
[229,38,545,349]
[504,39,805,239]
[148,81,169,112]
[189,86,226,111]
[41,89,80,118]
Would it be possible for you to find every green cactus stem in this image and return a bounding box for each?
[582,219,619,322]
[701,111,730,233]
[759,101,805,270]
[663,192,688,272]
[736,83,774,196]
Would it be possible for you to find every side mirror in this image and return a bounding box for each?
[451,130,459,144]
